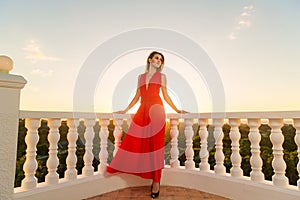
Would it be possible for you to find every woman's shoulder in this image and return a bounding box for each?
[156,71,165,76]
[139,73,146,78]
[159,72,166,78]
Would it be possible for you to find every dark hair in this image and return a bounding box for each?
[145,51,165,72]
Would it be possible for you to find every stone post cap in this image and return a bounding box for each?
[0,55,14,74]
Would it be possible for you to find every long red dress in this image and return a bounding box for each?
[106,72,165,182]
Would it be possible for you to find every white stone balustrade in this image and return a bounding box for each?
[82,119,95,177]
[6,111,300,200]
[184,118,195,169]
[98,119,110,174]
[113,118,123,156]
[45,118,60,184]
[213,118,226,174]
[269,118,289,187]
[229,118,243,177]
[294,118,300,190]
[65,118,79,180]
[248,118,264,182]
[170,118,180,168]
[22,118,40,189]
[199,118,210,172]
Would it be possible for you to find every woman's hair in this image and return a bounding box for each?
[145,51,165,72]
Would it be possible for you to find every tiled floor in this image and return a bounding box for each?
[86,186,230,200]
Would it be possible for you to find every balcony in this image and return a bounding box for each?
[1,73,300,200]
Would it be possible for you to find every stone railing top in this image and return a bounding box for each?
[19,110,300,120]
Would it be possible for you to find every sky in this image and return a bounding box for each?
[1,0,300,113]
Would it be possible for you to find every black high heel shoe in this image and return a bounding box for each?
[151,182,160,198]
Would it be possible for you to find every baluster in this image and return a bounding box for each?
[199,118,210,172]
[98,119,110,173]
[269,118,288,187]
[21,118,40,189]
[293,118,300,190]
[229,118,243,177]
[113,119,123,156]
[82,119,95,176]
[170,118,180,168]
[65,118,79,180]
[248,118,264,182]
[45,118,60,184]
[184,118,195,169]
[213,118,226,174]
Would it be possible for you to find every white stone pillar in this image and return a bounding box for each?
[293,118,300,190]
[184,118,195,169]
[0,71,26,200]
[213,118,226,174]
[22,118,40,189]
[248,118,264,182]
[269,118,288,187]
[98,119,110,173]
[65,118,79,180]
[113,119,123,156]
[45,118,60,184]
[229,118,243,177]
[170,118,180,168]
[199,118,210,172]
[82,119,95,176]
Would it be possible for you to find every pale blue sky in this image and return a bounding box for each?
[1,0,300,112]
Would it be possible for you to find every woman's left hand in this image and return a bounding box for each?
[177,110,189,114]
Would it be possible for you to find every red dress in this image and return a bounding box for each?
[107,72,165,182]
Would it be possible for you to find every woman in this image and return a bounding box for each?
[106,51,187,198]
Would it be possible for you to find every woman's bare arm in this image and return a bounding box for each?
[123,88,140,113]
[161,73,188,114]
[115,75,141,114]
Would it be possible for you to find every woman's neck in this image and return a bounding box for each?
[148,66,156,74]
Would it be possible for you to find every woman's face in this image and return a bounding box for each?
[149,54,163,69]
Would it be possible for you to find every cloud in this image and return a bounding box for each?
[229,32,237,40]
[228,4,255,40]
[241,12,250,17]
[244,5,254,11]
[238,20,251,27]
[31,68,53,77]
[23,40,61,63]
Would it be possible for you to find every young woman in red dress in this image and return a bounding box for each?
[106,51,187,198]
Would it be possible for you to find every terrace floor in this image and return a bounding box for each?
[85,186,230,200]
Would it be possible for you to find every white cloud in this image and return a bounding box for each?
[244,5,254,11]
[238,20,251,27]
[241,12,250,17]
[31,68,53,77]
[23,40,61,63]
[228,4,255,40]
[229,32,237,40]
